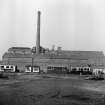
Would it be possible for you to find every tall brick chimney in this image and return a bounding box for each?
[36,11,41,54]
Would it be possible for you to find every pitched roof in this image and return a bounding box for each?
[2,53,32,58]
[10,47,31,49]
[8,47,31,51]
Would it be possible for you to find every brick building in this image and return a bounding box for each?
[2,48,105,73]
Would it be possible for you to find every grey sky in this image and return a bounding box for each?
[0,0,105,59]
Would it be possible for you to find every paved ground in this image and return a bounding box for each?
[0,73,105,105]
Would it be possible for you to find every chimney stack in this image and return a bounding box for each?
[36,11,41,54]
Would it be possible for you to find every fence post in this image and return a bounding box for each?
[104,94,105,104]
[103,94,105,104]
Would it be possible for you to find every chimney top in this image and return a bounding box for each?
[38,11,41,14]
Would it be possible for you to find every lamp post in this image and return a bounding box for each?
[32,54,34,72]
[8,57,9,65]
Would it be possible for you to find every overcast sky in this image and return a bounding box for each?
[0,0,105,59]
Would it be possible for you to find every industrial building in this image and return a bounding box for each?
[1,11,105,73]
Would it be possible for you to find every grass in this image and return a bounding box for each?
[0,74,104,105]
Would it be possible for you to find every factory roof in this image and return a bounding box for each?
[2,53,32,58]
[8,47,31,51]
[3,50,104,60]
[57,50,104,59]
[9,47,31,49]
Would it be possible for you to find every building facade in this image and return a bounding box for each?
[2,49,105,73]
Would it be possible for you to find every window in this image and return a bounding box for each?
[6,66,9,68]
[1,66,4,69]
[72,68,76,71]
[84,68,87,71]
[11,66,13,68]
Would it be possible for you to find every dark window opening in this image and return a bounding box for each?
[6,66,9,68]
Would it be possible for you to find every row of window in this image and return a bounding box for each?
[25,66,40,72]
[71,67,91,71]
[47,66,67,71]
[0,65,15,69]
[0,65,16,72]
[47,66,90,71]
